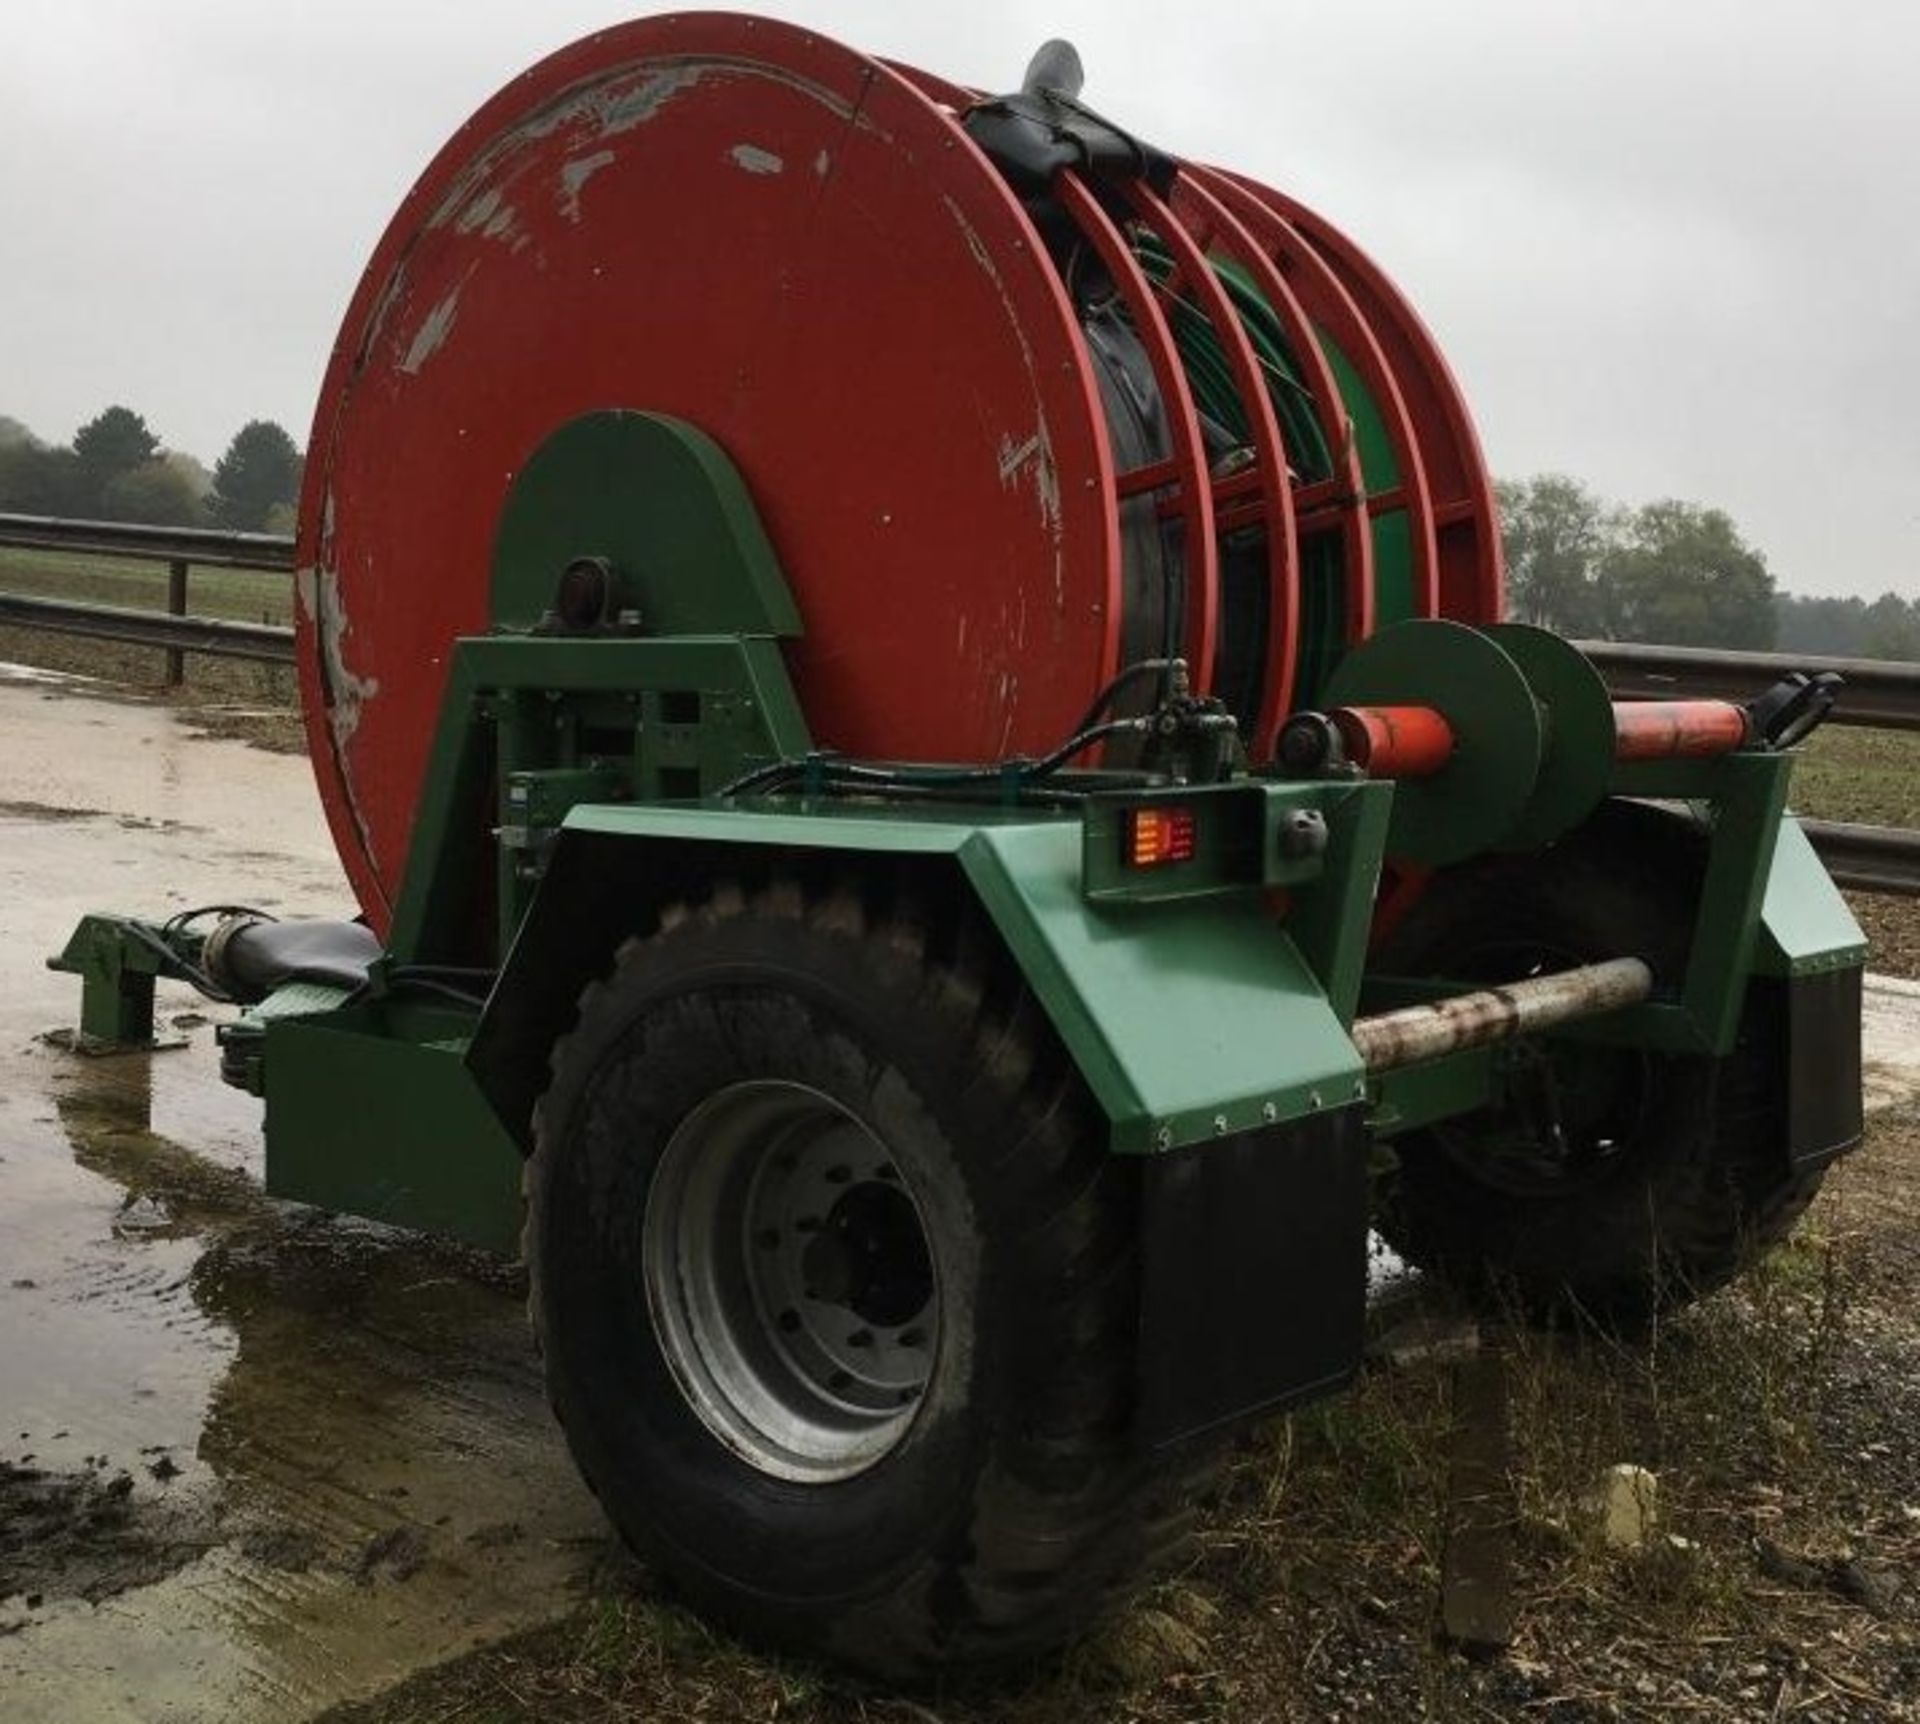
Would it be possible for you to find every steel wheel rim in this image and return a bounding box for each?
[643,1079,940,1483]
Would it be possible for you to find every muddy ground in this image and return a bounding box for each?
[0,666,610,1723]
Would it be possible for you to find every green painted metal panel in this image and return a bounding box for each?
[265,1004,524,1256]
[562,799,991,852]
[958,824,1362,1151]
[490,410,802,637]
[386,634,813,965]
[1368,1044,1496,1138]
[1283,780,1394,1023]
[1755,816,1868,977]
[1673,751,1790,1051]
[560,799,1361,1153]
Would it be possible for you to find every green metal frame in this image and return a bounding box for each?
[42,405,1869,1266]
[1357,748,1864,1141]
[1598,751,1794,1053]
[1361,750,1808,1058]
[385,634,811,966]
[263,998,523,1256]
[221,409,816,1252]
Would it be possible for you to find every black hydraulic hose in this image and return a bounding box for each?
[718,716,1153,801]
[116,920,235,1004]
[1070,656,1179,737]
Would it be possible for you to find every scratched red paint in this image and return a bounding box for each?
[295,15,1121,928]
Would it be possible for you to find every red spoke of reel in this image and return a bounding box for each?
[1226,169,1498,623]
[1054,171,1219,692]
[1120,179,1302,738]
[1116,457,1179,499]
[1187,164,1440,623]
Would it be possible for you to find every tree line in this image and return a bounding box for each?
[1498,474,1918,661]
[2,426,1910,658]
[0,407,302,534]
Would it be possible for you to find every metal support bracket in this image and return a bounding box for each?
[44,914,191,1053]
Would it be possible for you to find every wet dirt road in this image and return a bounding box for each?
[0,667,605,1723]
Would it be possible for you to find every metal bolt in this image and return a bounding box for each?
[1213,1114,1228,1136]
[1155,1125,1173,1150]
[1309,1090,1323,1110]
[1262,1102,1278,1123]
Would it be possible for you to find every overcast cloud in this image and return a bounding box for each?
[2,0,1913,598]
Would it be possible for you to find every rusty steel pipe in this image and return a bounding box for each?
[1352,956,1654,1073]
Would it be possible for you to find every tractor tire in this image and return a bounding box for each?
[525,877,1207,1680]
[1374,800,1827,1327]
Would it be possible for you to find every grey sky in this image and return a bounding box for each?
[3,1,1913,598]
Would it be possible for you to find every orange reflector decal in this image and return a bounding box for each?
[1126,806,1197,867]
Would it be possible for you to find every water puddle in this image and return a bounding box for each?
[0,671,604,1723]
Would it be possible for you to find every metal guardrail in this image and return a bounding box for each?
[1799,821,1920,898]
[0,590,293,663]
[0,512,295,572]
[0,512,294,681]
[0,512,1916,893]
[1576,640,1920,896]
[1578,640,1920,733]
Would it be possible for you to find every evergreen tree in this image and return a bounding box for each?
[208,420,303,531]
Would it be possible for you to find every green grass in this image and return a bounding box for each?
[1791,724,1920,830]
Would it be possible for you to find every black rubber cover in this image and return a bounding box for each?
[1136,1105,1370,1448]
[1774,965,1865,1167]
[217,918,382,998]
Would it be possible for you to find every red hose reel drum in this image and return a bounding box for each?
[296,13,1500,931]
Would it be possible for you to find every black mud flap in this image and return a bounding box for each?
[1777,965,1865,1168]
[1135,1104,1369,1450]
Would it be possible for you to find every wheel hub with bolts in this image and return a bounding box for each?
[643,1080,940,1483]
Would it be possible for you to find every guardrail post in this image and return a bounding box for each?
[165,558,189,686]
